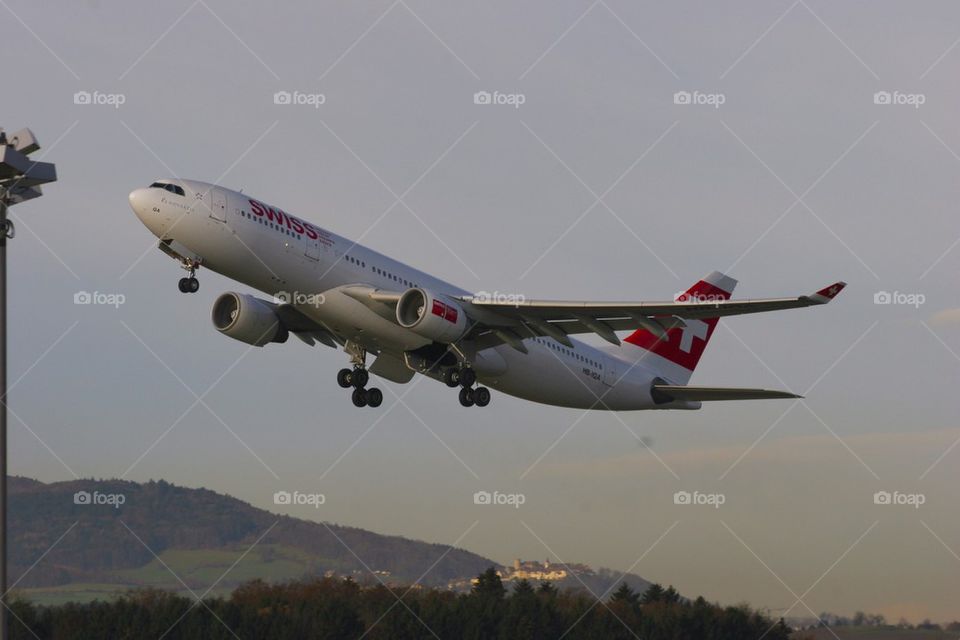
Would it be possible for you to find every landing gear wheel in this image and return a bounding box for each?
[337,368,353,388]
[458,368,476,388]
[443,369,459,388]
[473,387,491,407]
[187,277,199,293]
[365,388,383,407]
[459,387,475,407]
[352,368,369,389]
[351,388,368,407]
[178,278,190,293]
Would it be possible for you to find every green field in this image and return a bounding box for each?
[18,544,332,606]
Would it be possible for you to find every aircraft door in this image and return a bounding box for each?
[304,235,320,261]
[602,356,618,387]
[209,189,227,222]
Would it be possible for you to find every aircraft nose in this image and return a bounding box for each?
[128,188,148,215]
[129,187,163,237]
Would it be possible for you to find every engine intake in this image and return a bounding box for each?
[396,288,468,344]
[212,292,288,347]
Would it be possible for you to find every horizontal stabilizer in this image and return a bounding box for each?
[651,385,801,403]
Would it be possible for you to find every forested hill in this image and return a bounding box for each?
[9,476,492,589]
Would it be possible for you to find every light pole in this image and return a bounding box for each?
[0,128,57,640]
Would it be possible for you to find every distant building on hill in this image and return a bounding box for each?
[466,558,595,586]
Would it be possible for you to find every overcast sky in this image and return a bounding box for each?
[4,0,960,622]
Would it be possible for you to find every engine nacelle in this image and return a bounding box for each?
[396,287,468,344]
[212,292,288,347]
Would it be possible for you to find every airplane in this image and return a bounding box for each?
[128,179,845,411]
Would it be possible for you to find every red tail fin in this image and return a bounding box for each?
[622,271,737,384]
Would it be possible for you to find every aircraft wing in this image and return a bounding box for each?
[651,385,801,402]
[271,302,341,348]
[459,282,846,347]
[338,280,845,351]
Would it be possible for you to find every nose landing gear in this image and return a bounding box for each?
[177,276,199,293]
[177,260,200,293]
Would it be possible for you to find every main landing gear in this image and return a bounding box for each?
[338,343,382,408]
[337,367,382,408]
[444,366,491,408]
[177,260,200,293]
[337,367,383,408]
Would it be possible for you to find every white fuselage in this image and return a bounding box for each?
[129,180,674,410]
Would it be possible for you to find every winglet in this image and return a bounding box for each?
[808,281,846,304]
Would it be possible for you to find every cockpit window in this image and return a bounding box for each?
[149,182,185,196]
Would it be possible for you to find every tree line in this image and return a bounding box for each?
[812,611,960,632]
[7,568,792,639]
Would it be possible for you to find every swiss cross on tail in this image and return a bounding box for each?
[623,271,737,375]
[809,282,844,303]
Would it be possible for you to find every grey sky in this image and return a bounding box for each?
[3,0,959,622]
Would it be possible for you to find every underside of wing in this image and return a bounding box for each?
[332,276,845,354]
[272,302,341,348]
[463,280,846,348]
[651,385,801,402]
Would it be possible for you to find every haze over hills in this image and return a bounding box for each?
[9,477,651,604]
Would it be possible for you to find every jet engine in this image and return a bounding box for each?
[396,287,468,344]
[212,292,288,346]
